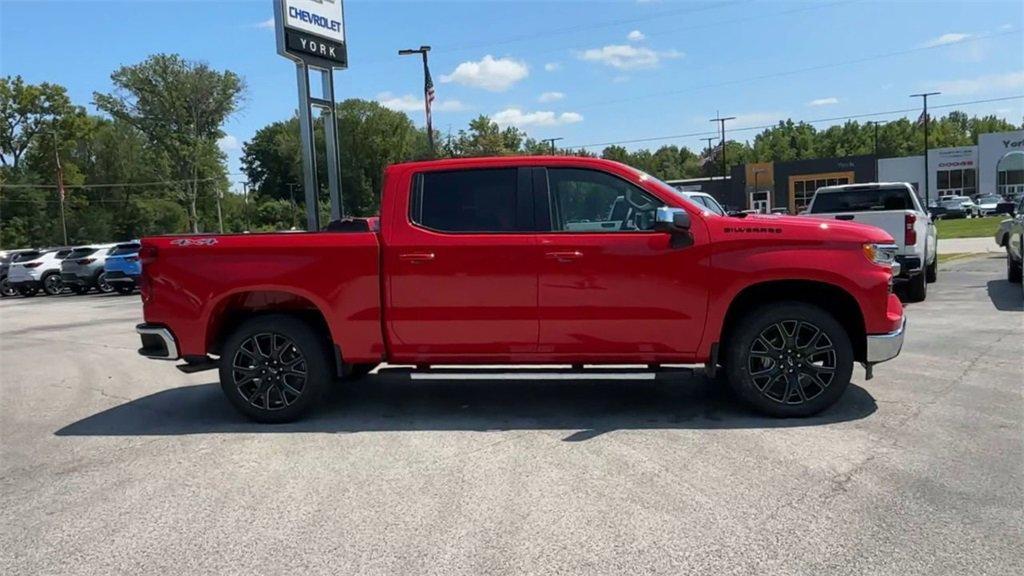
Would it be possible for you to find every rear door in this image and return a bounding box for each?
[384,167,540,361]
[533,167,709,360]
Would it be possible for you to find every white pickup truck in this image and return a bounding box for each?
[805,182,937,302]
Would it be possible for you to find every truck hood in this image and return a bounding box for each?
[713,213,895,244]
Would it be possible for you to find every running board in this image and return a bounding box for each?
[378,366,697,381]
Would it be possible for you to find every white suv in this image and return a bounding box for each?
[6,248,74,297]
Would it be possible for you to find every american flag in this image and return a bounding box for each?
[424,61,435,128]
[54,143,66,202]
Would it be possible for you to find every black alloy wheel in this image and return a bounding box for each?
[97,273,114,293]
[43,273,64,296]
[231,333,309,412]
[1,278,15,297]
[747,320,837,405]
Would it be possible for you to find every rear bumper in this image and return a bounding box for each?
[60,272,94,286]
[8,279,41,290]
[866,317,906,364]
[136,323,179,360]
[895,255,922,278]
[104,270,138,284]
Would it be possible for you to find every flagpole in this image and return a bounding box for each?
[911,92,940,208]
[399,46,434,156]
[52,131,68,245]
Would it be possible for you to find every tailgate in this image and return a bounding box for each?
[806,211,908,251]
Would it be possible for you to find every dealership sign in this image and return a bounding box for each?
[275,0,347,68]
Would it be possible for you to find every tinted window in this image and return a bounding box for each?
[412,169,518,232]
[68,248,98,258]
[14,251,42,262]
[110,243,141,256]
[810,187,914,213]
[548,168,663,232]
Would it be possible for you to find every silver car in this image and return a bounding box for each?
[60,244,116,294]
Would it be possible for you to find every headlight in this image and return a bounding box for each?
[863,243,899,268]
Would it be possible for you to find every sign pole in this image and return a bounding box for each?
[320,68,344,221]
[295,62,320,231]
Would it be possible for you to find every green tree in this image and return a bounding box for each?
[0,76,86,172]
[94,54,245,232]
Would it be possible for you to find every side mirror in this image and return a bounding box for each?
[655,206,691,232]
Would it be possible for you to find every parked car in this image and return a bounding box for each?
[804,182,937,302]
[947,195,978,217]
[676,190,727,216]
[60,244,116,294]
[103,242,141,295]
[135,156,906,423]
[1,249,36,297]
[6,248,74,296]
[971,195,1006,218]
[996,217,1016,248]
[1003,195,1024,284]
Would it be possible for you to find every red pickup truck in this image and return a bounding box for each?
[136,156,905,422]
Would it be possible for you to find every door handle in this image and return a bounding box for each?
[545,250,583,262]
[399,252,435,263]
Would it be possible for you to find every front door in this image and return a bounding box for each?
[534,167,709,361]
[385,167,539,362]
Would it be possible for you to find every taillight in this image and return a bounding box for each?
[904,213,917,246]
[77,258,96,265]
[24,262,42,268]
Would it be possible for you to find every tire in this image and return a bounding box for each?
[42,272,63,296]
[219,315,331,423]
[724,302,854,418]
[96,272,114,294]
[926,257,938,284]
[903,271,927,303]
[1008,243,1023,284]
[0,277,15,297]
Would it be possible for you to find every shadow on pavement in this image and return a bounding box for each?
[986,279,1024,312]
[56,373,877,441]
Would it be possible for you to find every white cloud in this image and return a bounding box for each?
[217,134,240,153]
[922,32,970,48]
[376,92,466,113]
[440,55,529,92]
[808,97,839,107]
[492,108,583,128]
[627,30,646,42]
[538,91,565,103]
[578,44,682,70]
[544,62,561,72]
[254,18,274,30]
[930,71,1024,96]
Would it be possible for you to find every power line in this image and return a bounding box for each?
[570,95,1024,149]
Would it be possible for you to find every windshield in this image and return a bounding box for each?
[68,248,98,258]
[14,251,42,262]
[109,243,140,256]
[810,187,914,213]
[977,196,1002,203]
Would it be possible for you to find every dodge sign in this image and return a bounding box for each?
[275,0,348,68]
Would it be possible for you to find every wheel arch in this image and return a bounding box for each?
[719,280,867,364]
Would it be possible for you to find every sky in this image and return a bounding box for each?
[2,0,1023,189]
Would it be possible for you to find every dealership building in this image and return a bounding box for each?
[670,129,1024,212]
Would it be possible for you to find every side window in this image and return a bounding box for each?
[411,168,518,232]
[548,168,664,232]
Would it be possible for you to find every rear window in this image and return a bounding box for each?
[109,243,140,256]
[411,168,518,232]
[68,248,98,258]
[810,187,914,213]
[14,251,42,262]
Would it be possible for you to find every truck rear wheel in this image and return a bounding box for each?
[903,271,927,302]
[1008,243,1023,283]
[219,315,330,423]
[724,302,853,418]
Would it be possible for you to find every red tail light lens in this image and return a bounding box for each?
[77,258,96,265]
[24,262,43,268]
[904,213,917,246]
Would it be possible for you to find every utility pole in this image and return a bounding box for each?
[911,92,940,207]
[541,137,564,155]
[709,113,735,179]
[398,46,434,155]
[287,182,300,229]
[51,132,68,245]
[701,136,717,178]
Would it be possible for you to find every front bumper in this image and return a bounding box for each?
[866,317,906,364]
[136,323,179,360]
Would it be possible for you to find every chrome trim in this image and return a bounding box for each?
[136,324,179,360]
[866,317,906,364]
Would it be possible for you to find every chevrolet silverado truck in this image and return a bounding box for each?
[135,156,906,422]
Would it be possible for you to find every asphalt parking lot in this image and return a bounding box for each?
[1,255,1021,576]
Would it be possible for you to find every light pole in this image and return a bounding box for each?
[50,132,68,245]
[709,113,735,179]
[398,46,434,155]
[911,92,940,207]
[541,137,564,155]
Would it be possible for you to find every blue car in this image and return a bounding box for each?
[103,242,141,295]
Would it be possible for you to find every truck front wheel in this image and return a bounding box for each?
[724,302,854,417]
[219,315,330,423]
